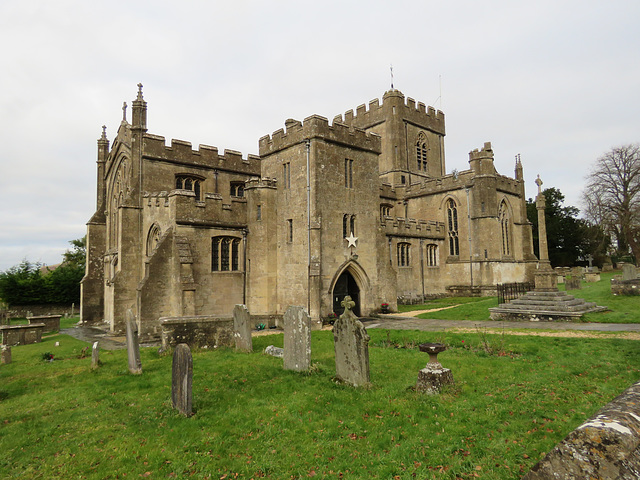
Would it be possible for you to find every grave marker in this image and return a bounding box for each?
[171,343,193,416]
[126,309,142,375]
[283,306,311,371]
[91,341,100,370]
[1,345,11,365]
[333,296,370,387]
[233,304,253,353]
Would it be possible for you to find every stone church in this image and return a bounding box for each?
[81,84,537,338]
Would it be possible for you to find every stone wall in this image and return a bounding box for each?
[3,304,76,319]
[522,378,640,479]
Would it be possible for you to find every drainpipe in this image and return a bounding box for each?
[306,140,311,313]
[242,229,248,305]
[466,188,473,288]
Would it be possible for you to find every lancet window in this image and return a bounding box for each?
[499,201,511,256]
[426,244,438,267]
[447,199,459,256]
[416,132,428,172]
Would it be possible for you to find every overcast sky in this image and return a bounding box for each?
[1,0,638,271]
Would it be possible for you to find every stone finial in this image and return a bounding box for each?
[341,296,356,312]
[535,174,543,194]
[122,102,127,122]
[101,125,107,140]
[136,83,144,101]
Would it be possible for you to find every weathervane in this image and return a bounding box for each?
[390,64,394,89]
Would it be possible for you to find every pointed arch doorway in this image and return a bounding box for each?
[332,270,360,316]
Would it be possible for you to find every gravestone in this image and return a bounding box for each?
[1,345,10,365]
[171,343,193,416]
[333,296,370,387]
[233,304,253,353]
[565,275,582,290]
[91,341,100,370]
[283,306,311,371]
[126,309,142,375]
[264,345,284,358]
[622,263,637,281]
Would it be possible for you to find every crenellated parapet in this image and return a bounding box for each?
[244,177,278,191]
[333,89,445,135]
[381,216,446,239]
[142,134,261,174]
[259,115,382,156]
[143,190,247,228]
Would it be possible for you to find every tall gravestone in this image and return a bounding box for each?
[126,309,142,375]
[1,345,11,365]
[172,343,193,416]
[333,296,370,387]
[91,341,100,370]
[233,304,253,353]
[283,306,311,371]
[622,263,637,281]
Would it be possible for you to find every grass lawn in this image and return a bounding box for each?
[1,328,639,479]
[398,272,640,324]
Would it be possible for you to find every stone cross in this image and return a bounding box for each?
[125,309,142,375]
[283,306,311,372]
[91,341,100,370]
[233,304,253,353]
[535,174,543,194]
[1,345,11,365]
[171,343,193,416]
[333,296,370,387]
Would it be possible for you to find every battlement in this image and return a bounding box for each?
[259,115,382,156]
[244,177,278,190]
[334,89,445,135]
[143,190,247,228]
[142,133,261,175]
[381,216,446,239]
[469,142,494,161]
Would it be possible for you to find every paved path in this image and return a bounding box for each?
[361,315,640,334]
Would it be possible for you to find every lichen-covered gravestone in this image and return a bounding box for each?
[233,304,253,353]
[171,343,193,416]
[1,345,11,365]
[333,296,370,387]
[91,341,100,370]
[622,263,638,281]
[126,309,142,375]
[283,306,311,371]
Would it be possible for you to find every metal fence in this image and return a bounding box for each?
[497,282,534,304]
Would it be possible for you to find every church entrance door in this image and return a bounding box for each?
[333,270,360,316]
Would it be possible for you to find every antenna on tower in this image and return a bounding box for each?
[433,75,443,110]
[390,64,394,89]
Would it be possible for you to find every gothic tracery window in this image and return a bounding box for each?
[146,224,161,256]
[499,201,511,256]
[416,132,428,172]
[212,236,241,271]
[447,199,459,256]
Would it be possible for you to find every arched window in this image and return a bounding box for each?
[343,214,356,238]
[416,132,428,172]
[230,182,245,197]
[175,175,202,200]
[397,242,411,267]
[146,224,161,256]
[212,236,241,271]
[426,244,438,267]
[499,201,511,256]
[447,199,459,256]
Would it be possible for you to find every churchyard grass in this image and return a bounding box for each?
[399,272,640,323]
[1,328,639,479]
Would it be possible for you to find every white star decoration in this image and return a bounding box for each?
[345,232,358,248]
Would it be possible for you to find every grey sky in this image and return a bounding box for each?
[1,0,638,271]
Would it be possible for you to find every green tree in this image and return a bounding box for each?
[0,260,47,305]
[45,237,86,304]
[527,188,609,267]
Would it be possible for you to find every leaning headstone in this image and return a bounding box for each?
[233,304,253,353]
[91,341,100,370]
[264,345,284,358]
[171,343,193,416]
[1,345,11,365]
[283,306,311,371]
[622,263,637,281]
[333,296,370,387]
[125,309,142,375]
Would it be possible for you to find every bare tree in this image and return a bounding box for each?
[582,144,640,262]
